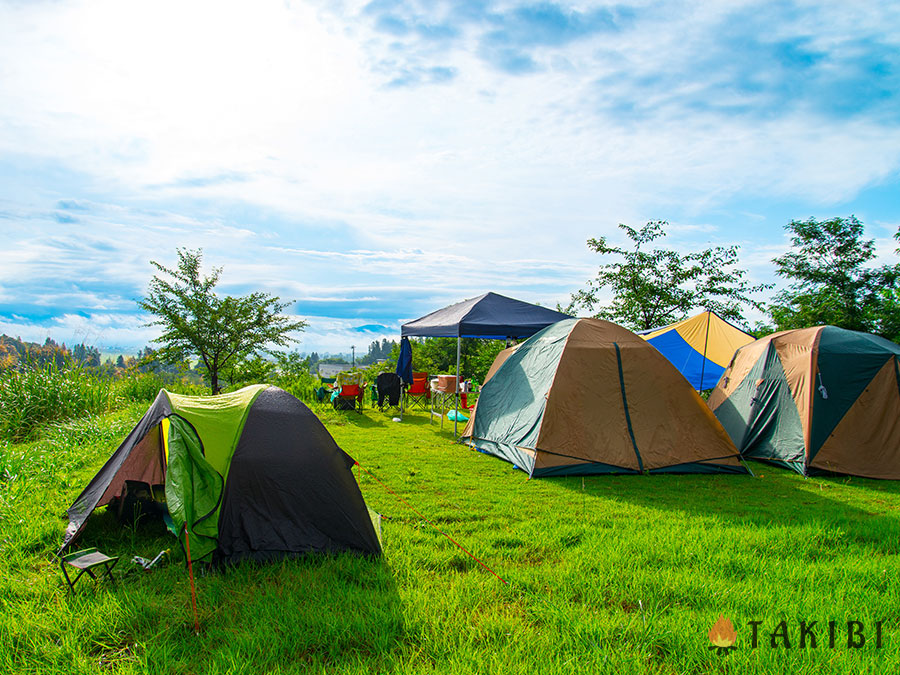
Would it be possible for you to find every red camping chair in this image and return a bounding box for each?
[333,371,366,412]
[403,372,430,411]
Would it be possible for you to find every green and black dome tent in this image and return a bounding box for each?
[61,385,381,562]
[462,318,746,476]
[709,326,900,478]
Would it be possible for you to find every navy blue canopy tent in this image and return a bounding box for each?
[401,292,571,433]
[402,292,572,340]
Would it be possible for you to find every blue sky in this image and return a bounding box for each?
[1,0,899,355]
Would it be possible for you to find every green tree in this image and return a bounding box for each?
[140,248,307,394]
[406,337,507,384]
[272,350,317,401]
[566,221,769,330]
[769,216,900,336]
[220,355,278,390]
[72,343,101,368]
[358,338,398,365]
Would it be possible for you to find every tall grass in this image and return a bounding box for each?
[0,361,117,442]
[115,372,205,403]
[0,363,209,443]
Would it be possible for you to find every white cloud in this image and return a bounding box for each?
[2,0,900,347]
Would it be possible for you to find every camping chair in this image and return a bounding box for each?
[59,548,119,592]
[333,371,366,412]
[403,372,430,411]
[314,377,337,403]
[375,372,402,412]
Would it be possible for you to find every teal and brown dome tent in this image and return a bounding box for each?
[708,326,900,479]
[462,318,747,476]
[61,385,381,562]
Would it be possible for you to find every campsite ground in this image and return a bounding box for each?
[1,402,899,674]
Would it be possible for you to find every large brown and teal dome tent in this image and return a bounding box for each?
[462,318,746,476]
[61,385,381,562]
[708,326,900,479]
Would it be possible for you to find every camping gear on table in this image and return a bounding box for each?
[463,318,746,477]
[402,292,571,434]
[709,325,900,479]
[61,385,382,563]
[434,375,458,392]
[640,310,756,390]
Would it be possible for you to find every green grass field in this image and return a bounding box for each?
[1,401,898,674]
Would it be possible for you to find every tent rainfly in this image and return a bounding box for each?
[709,326,900,479]
[640,310,755,390]
[401,292,571,433]
[62,385,382,562]
[463,318,747,476]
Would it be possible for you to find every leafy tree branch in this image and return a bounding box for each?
[566,221,769,331]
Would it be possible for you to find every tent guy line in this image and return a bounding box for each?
[354,460,509,586]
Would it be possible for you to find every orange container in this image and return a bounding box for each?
[436,375,458,392]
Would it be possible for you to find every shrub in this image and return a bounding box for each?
[115,372,205,403]
[274,368,319,404]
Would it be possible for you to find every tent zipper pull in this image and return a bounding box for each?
[817,372,828,399]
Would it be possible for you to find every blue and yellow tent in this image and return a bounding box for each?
[641,311,754,390]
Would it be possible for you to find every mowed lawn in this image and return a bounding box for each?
[1,401,899,674]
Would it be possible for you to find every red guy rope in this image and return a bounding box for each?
[183,525,201,634]
[354,461,508,585]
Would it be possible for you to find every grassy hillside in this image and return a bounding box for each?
[1,402,898,674]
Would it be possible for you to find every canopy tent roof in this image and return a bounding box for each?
[401,292,571,339]
[640,310,755,390]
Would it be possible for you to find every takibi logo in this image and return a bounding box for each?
[708,616,886,655]
[708,615,738,653]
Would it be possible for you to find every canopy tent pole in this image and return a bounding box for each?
[698,310,712,392]
[454,335,461,437]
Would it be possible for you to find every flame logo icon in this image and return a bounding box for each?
[708,615,737,653]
